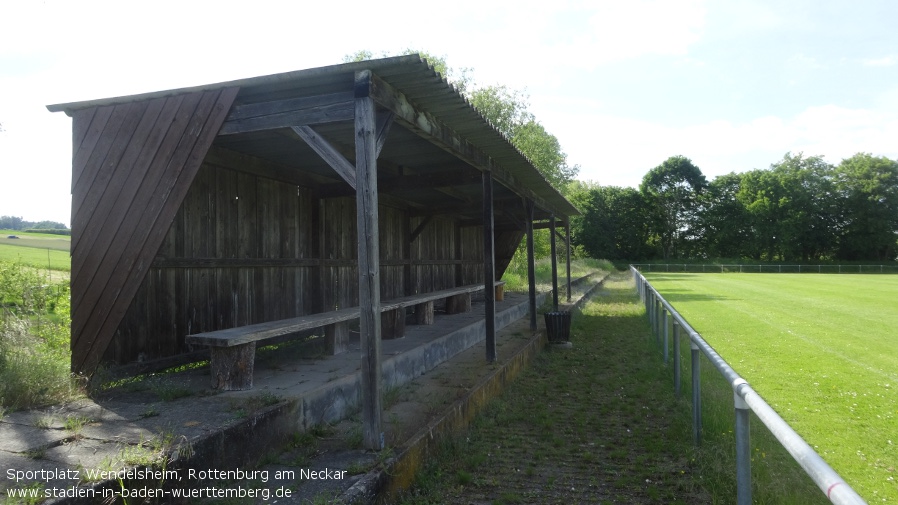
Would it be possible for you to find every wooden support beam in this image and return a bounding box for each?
[355,70,383,451]
[204,146,324,189]
[316,168,480,200]
[550,215,559,311]
[375,111,394,158]
[566,218,572,303]
[219,92,354,135]
[409,215,433,243]
[403,212,413,298]
[291,126,356,189]
[526,200,537,331]
[454,221,463,286]
[483,172,497,363]
[367,73,567,219]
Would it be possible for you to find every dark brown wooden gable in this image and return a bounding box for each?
[70,87,238,375]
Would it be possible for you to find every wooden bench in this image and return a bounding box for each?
[186,283,496,390]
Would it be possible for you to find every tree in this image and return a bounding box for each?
[468,85,532,139]
[737,153,838,262]
[574,185,654,261]
[696,172,751,259]
[640,156,707,259]
[30,221,69,230]
[771,153,837,262]
[511,121,578,189]
[0,216,25,230]
[834,153,898,261]
[737,168,784,260]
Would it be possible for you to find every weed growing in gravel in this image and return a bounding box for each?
[396,272,708,504]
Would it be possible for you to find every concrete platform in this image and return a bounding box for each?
[0,273,605,504]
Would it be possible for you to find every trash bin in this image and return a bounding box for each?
[544,311,571,342]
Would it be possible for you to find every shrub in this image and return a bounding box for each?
[0,261,79,410]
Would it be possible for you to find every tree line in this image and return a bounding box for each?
[570,152,898,263]
[1,216,69,231]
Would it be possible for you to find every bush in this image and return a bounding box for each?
[0,260,79,410]
[23,228,71,236]
[0,314,79,409]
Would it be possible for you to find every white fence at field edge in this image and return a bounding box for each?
[630,266,867,505]
[631,263,898,274]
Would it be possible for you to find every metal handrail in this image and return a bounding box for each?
[630,266,867,505]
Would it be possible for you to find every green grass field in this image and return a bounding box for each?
[644,273,897,503]
[0,230,70,272]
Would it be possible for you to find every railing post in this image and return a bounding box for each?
[645,286,650,319]
[691,339,702,446]
[734,380,752,505]
[673,320,681,396]
[648,291,654,330]
[661,307,670,364]
[654,298,662,344]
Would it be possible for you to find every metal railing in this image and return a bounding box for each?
[631,266,867,505]
[632,263,898,274]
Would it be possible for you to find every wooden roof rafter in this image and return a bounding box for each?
[363,73,573,221]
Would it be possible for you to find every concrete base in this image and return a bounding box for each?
[0,274,610,504]
[549,341,574,349]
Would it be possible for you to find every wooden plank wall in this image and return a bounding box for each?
[70,88,238,374]
[109,166,491,365]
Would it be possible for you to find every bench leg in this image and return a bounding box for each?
[382,308,406,339]
[326,322,350,355]
[445,293,471,314]
[210,342,255,391]
[415,301,434,325]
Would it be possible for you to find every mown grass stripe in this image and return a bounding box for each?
[646,272,897,504]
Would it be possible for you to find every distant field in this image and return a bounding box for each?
[644,273,897,504]
[0,230,70,272]
[0,229,71,250]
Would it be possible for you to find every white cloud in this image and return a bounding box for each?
[565,104,898,188]
[584,0,707,62]
[863,56,898,67]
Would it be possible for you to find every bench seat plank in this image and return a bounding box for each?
[186,306,360,348]
[187,283,498,348]
[380,284,484,311]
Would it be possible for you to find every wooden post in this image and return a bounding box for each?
[526,200,537,331]
[325,322,349,355]
[550,215,559,311]
[483,172,496,362]
[446,293,472,314]
[355,70,382,451]
[210,343,255,391]
[414,301,434,324]
[381,308,405,339]
[565,219,572,303]
[454,220,463,287]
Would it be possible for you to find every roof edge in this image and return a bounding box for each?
[47,55,427,115]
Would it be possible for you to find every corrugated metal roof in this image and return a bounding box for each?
[49,54,579,220]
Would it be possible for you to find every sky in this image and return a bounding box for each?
[2,0,898,227]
